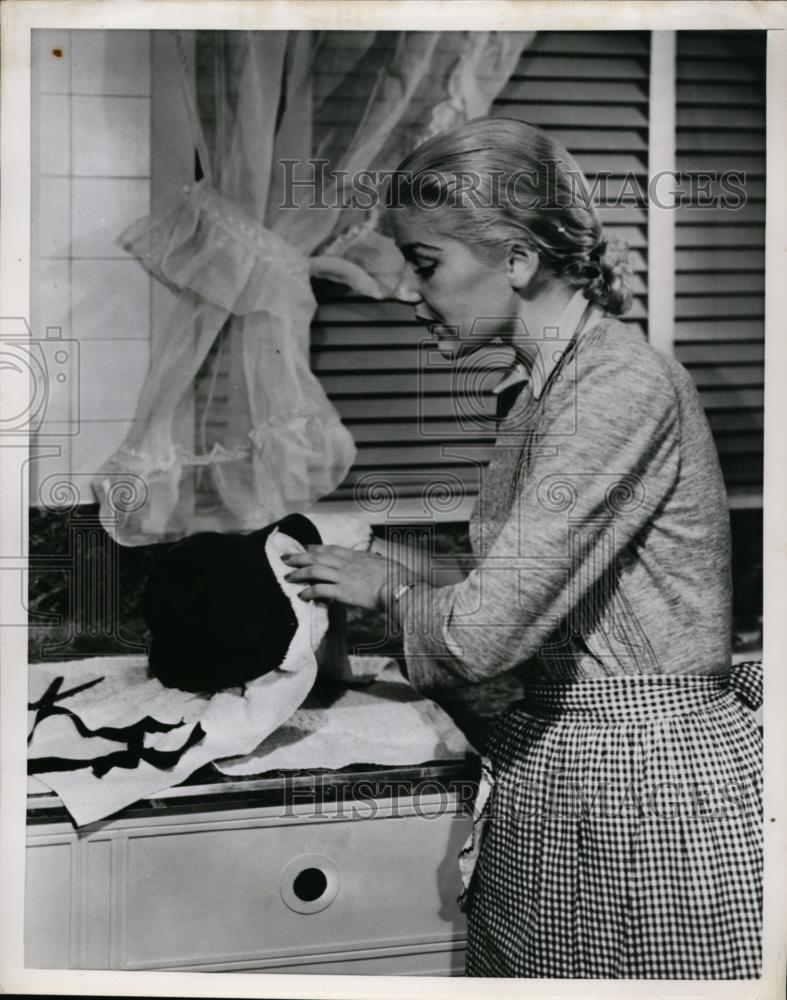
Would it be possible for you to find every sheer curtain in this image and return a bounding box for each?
[94,30,533,545]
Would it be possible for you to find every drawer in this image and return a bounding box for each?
[24,838,74,968]
[120,798,470,969]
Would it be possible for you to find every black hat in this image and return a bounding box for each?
[141,514,321,693]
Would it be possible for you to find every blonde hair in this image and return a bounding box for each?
[390,117,632,316]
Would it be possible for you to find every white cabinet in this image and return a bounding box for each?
[26,791,471,975]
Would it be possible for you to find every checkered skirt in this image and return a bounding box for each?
[462,662,763,979]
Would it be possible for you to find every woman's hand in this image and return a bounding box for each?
[282,544,421,612]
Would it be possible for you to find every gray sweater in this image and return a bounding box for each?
[402,317,732,692]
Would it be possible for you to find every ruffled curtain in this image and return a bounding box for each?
[94,30,534,545]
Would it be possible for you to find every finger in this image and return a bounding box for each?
[288,547,347,568]
[281,551,342,571]
[281,551,312,566]
[297,583,341,602]
[285,564,341,584]
[305,544,356,560]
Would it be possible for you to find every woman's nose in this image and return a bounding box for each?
[392,266,421,304]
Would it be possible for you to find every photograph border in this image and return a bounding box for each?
[2,2,786,997]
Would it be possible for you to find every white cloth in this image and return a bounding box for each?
[27,530,327,827]
[216,658,474,775]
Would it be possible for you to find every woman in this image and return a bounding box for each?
[282,118,762,979]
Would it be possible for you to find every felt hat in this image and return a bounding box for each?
[142,513,326,693]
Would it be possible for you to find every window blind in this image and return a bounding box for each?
[673,31,765,506]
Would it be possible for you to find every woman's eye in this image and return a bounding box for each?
[414,262,437,279]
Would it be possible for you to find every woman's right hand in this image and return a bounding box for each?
[282,544,421,612]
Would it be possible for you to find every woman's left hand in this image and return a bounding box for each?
[282,545,418,612]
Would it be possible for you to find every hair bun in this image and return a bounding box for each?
[583,237,633,316]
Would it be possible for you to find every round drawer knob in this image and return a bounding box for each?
[279,854,339,914]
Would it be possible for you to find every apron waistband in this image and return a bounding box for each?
[511,660,762,722]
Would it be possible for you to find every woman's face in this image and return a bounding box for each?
[390,210,520,360]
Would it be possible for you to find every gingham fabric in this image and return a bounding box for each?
[462,661,763,979]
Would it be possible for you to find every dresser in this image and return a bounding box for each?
[25,762,478,975]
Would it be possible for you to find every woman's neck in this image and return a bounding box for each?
[504,281,576,369]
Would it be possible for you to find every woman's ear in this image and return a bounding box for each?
[507,245,539,291]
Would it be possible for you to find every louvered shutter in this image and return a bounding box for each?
[674,31,765,506]
[312,31,650,508]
